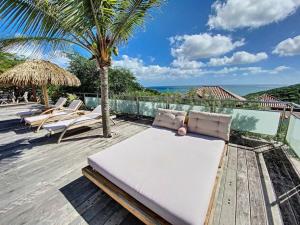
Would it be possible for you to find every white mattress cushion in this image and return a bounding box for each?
[88,127,225,225]
[24,111,67,123]
[43,113,100,132]
[17,108,42,116]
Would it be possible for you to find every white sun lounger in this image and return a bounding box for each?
[17,97,67,120]
[43,105,116,143]
[24,99,82,130]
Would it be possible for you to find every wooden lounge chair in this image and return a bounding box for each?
[17,91,29,103]
[42,105,116,143]
[83,110,232,225]
[18,97,67,120]
[24,99,83,130]
[0,94,9,105]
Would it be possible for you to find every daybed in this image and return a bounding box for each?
[83,109,232,225]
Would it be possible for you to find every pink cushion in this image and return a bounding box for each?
[178,126,187,136]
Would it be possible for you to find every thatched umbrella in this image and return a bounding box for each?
[0,60,80,107]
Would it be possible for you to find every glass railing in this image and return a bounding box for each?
[84,95,287,136]
[286,114,300,157]
[216,107,281,136]
[83,93,300,157]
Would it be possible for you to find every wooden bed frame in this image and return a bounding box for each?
[82,143,228,225]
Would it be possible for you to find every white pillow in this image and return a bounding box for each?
[187,111,232,141]
[153,108,187,130]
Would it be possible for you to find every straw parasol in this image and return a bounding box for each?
[0,60,80,107]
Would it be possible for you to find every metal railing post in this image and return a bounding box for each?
[96,93,99,106]
[284,105,294,142]
[136,96,140,118]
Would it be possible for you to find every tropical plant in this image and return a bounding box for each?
[66,53,153,95]
[245,84,300,104]
[0,52,25,73]
[0,0,161,137]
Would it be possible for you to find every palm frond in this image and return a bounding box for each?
[1,0,65,37]
[0,0,162,62]
[109,0,162,46]
[0,36,89,58]
[0,0,96,42]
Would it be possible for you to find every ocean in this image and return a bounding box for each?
[148,84,283,96]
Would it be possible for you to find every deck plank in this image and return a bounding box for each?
[236,148,251,225]
[218,145,237,225]
[210,144,229,225]
[246,150,267,225]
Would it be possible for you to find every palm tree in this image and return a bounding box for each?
[0,0,161,137]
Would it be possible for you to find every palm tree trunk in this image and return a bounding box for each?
[41,85,49,108]
[99,66,112,138]
[32,85,37,102]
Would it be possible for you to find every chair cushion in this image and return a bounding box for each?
[187,111,232,141]
[153,108,186,130]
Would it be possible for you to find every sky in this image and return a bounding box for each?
[1,0,300,87]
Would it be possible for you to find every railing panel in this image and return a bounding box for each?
[286,115,300,157]
[84,96,99,109]
[84,96,282,136]
[169,103,208,112]
[112,99,138,114]
[138,101,167,117]
[217,108,281,135]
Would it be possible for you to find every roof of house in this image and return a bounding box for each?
[196,86,246,101]
[257,94,288,109]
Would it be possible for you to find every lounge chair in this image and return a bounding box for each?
[24,99,83,131]
[0,93,9,105]
[17,97,67,120]
[17,91,29,103]
[83,109,232,225]
[43,105,116,143]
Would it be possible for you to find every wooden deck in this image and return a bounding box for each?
[0,104,299,225]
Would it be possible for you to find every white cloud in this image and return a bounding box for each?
[272,65,290,72]
[209,65,290,76]
[170,33,244,60]
[208,51,268,66]
[113,55,289,81]
[149,56,155,62]
[6,46,70,68]
[171,57,204,69]
[113,55,202,80]
[48,51,70,68]
[208,0,300,30]
[273,35,300,56]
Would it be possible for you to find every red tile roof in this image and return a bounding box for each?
[257,94,288,109]
[196,86,246,101]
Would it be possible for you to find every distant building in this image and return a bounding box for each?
[257,94,288,110]
[196,86,246,101]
